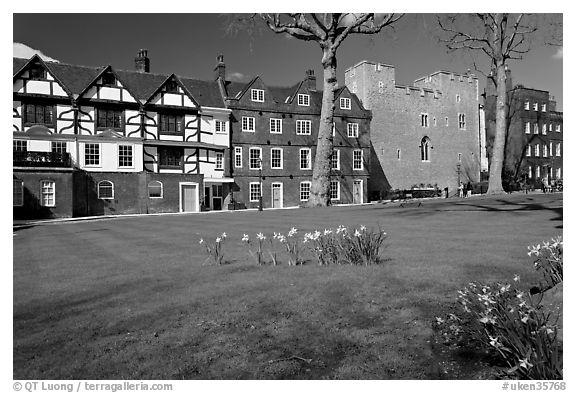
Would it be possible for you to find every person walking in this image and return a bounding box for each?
[466,181,472,198]
[458,182,464,198]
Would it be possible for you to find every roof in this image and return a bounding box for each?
[13,57,226,108]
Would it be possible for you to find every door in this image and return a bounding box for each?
[212,184,223,211]
[204,186,211,209]
[181,184,198,212]
[353,180,362,204]
[271,183,283,208]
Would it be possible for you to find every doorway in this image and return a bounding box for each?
[271,182,283,208]
[180,183,199,212]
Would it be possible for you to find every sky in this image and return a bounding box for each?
[12,13,563,111]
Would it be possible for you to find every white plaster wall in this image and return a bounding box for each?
[26,80,51,95]
[99,87,121,101]
[163,93,181,106]
[79,141,143,172]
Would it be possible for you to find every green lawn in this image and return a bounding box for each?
[13,193,563,379]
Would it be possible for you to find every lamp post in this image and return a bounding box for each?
[258,157,263,211]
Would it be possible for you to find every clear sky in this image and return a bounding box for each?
[13,13,563,110]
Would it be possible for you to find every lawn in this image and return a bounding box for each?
[13,193,563,379]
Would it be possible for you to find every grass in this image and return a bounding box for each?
[13,193,563,379]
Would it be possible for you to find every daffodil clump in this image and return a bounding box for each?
[198,232,227,265]
[434,237,563,379]
[528,236,562,291]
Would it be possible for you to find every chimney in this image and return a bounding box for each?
[135,49,150,73]
[214,54,225,81]
[305,69,316,91]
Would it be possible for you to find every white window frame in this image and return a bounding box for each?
[300,181,311,201]
[556,124,561,132]
[543,144,548,157]
[251,89,264,102]
[51,141,67,153]
[234,146,242,168]
[215,152,224,170]
[40,180,55,207]
[242,116,255,132]
[84,143,101,167]
[270,147,283,169]
[556,142,561,157]
[347,123,359,138]
[525,122,531,134]
[13,140,28,152]
[524,101,530,110]
[296,120,312,135]
[533,102,538,111]
[542,124,547,135]
[329,180,340,201]
[331,149,340,170]
[269,118,282,134]
[97,180,114,200]
[535,144,540,157]
[118,144,134,169]
[13,179,24,207]
[148,180,163,198]
[528,166,533,179]
[556,168,561,178]
[536,166,541,178]
[541,103,547,112]
[249,182,262,202]
[297,94,310,106]
[353,149,363,170]
[215,120,227,133]
[340,97,351,110]
[299,148,312,170]
[550,142,553,157]
[458,113,466,130]
[526,145,531,157]
[249,147,262,170]
[534,123,539,134]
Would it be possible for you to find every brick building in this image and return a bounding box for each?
[214,56,372,209]
[345,61,482,199]
[483,69,563,188]
[13,52,232,219]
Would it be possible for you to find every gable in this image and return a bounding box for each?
[13,56,71,98]
[235,77,280,108]
[78,66,138,103]
[146,74,199,109]
[334,86,368,116]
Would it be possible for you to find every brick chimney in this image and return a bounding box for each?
[214,54,225,81]
[135,49,150,73]
[305,69,316,91]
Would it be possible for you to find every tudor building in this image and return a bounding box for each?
[214,56,371,209]
[345,61,482,198]
[13,51,232,219]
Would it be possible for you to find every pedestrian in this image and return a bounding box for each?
[466,181,472,198]
[458,182,464,198]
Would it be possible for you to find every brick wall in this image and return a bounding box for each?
[13,169,74,219]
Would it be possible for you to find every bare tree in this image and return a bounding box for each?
[230,13,403,206]
[438,13,561,195]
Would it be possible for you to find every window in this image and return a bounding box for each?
[340,97,351,110]
[445,117,449,127]
[556,142,561,157]
[13,179,23,207]
[536,166,540,178]
[331,149,340,170]
[524,101,530,110]
[556,168,561,178]
[251,89,264,102]
[300,182,311,201]
[542,103,547,112]
[526,145,531,157]
[98,181,114,200]
[234,146,242,168]
[297,94,310,106]
[215,120,226,133]
[51,142,66,154]
[296,120,312,135]
[84,143,100,166]
[534,123,539,134]
[13,140,27,152]
[24,103,54,126]
[347,123,359,138]
[421,113,429,127]
[148,181,163,198]
[543,144,548,157]
[269,118,282,134]
[96,108,123,131]
[332,122,336,137]
[420,137,431,162]
[330,180,340,200]
[458,152,462,162]
[29,64,46,80]
[458,114,466,130]
[158,147,183,169]
[159,113,183,134]
[300,148,311,170]
[249,182,261,202]
[525,122,531,134]
[542,124,547,135]
[118,145,133,168]
[534,144,540,157]
[40,180,55,207]
[397,149,401,160]
[101,72,116,87]
[528,166,533,179]
[378,81,385,93]
[353,150,363,170]
[249,147,262,170]
[216,152,224,170]
[456,94,461,102]
[242,116,255,132]
[533,102,538,111]
[270,148,283,169]
[165,80,179,93]
[556,124,561,132]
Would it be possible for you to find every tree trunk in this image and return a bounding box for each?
[307,50,337,207]
[486,62,508,195]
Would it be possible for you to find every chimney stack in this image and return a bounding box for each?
[305,69,316,91]
[135,49,150,73]
[214,54,225,81]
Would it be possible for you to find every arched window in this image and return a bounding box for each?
[98,180,114,199]
[420,137,431,162]
[148,180,163,198]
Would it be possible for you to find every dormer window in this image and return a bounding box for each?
[298,94,310,106]
[524,101,530,110]
[340,98,351,110]
[165,80,179,93]
[29,64,46,80]
[101,72,116,87]
[251,89,264,102]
